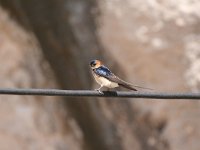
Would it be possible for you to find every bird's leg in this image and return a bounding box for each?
[95,85,103,94]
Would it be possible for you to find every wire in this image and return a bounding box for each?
[0,88,199,99]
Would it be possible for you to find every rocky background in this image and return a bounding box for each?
[0,0,200,150]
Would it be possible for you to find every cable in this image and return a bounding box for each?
[0,88,199,99]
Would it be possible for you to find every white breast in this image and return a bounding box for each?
[94,74,119,88]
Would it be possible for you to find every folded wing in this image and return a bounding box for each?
[94,66,137,91]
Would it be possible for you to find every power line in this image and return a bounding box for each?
[0,88,199,99]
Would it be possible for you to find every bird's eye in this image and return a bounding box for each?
[90,60,97,67]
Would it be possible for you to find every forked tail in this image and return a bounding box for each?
[118,83,137,91]
[131,85,153,90]
[118,79,153,91]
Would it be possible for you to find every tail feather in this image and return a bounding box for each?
[131,85,153,90]
[118,78,152,91]
[107,75,152,91]
[119,83,137,91]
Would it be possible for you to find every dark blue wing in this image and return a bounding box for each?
[94,66,113,77]
[94,66,137,91]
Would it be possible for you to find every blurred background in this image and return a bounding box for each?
[0,0,200,150]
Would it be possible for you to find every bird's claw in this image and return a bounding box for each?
[95,89,103,94]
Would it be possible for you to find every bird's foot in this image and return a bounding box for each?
[95,89,103,94]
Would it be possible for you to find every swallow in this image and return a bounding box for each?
[90,59,151,93]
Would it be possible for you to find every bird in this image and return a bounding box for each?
[90,59,151,93]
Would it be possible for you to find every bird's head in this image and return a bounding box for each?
[90,60,102,69]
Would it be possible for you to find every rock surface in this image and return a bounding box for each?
[0,7,82,150]
[0,0,200,150]
[98,0,200,150]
